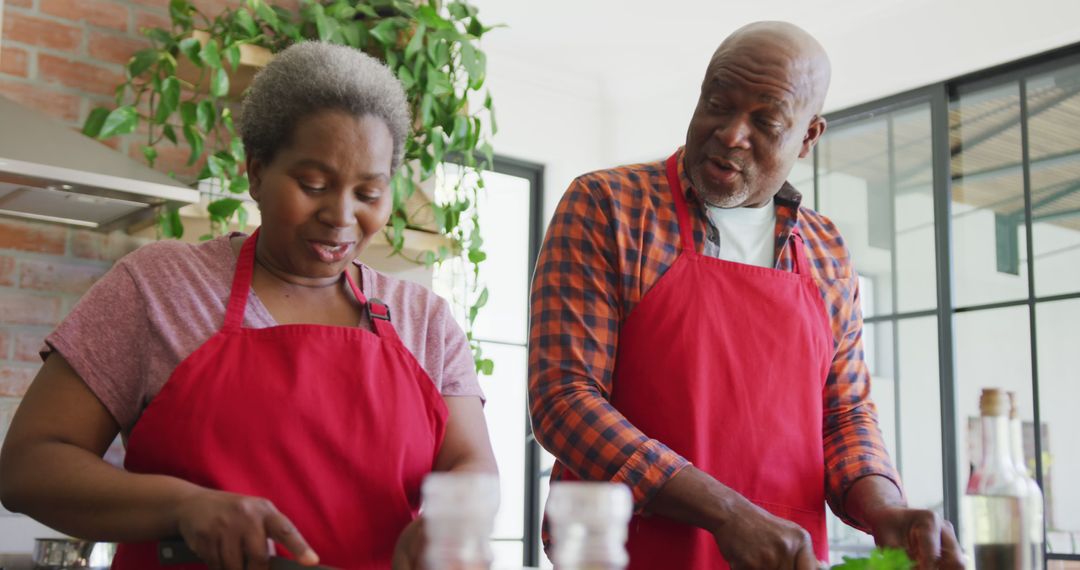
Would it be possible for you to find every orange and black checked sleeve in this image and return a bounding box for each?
[527,169,691,510]
[529,150,902,522]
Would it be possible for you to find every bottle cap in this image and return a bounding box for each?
[421,472,500,519]
[547,481,632,526]
[979,388,1007,417]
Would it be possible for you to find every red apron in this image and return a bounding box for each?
[610,153,834,569]
[112,229,448,570]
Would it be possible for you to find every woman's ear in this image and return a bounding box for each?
[247,157,263,203]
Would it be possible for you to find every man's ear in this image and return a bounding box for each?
[798,115,827,159]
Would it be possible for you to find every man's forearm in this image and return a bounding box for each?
[644,465,751,534]
[842,474,907,532]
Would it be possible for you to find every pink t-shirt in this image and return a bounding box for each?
[45,234,482,435]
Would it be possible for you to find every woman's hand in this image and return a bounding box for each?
[175,489,319,570]
[391,518,426,570]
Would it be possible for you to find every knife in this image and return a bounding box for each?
[158,538,340,570]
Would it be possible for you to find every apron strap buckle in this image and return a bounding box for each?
[368,299,392,322]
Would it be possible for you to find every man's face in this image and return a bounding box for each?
[684,48,824,208]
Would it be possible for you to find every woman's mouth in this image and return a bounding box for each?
[307,240,354,263]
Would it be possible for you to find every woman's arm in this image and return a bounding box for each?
[0,353,316,569]
[393,395,497,570]
[0,352,195,540]
[432,395,497,474]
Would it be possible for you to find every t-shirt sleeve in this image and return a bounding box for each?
[432,298,484,400]
[44,260,149,431]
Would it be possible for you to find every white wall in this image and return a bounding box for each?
[483,52,615,224]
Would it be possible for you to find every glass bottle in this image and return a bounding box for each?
[965,388,1030,570]
[421,472,500,570]
[1007,392,1045,570]
[546,482,633,570]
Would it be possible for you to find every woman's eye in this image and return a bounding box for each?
[298,181,326,192]
[356,191,381,203]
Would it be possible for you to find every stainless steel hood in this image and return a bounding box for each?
[0,95,199,231]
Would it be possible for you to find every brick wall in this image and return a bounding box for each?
[0,0,291,427]
[0,220,148,440]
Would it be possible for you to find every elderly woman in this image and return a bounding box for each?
[0,42,496,569]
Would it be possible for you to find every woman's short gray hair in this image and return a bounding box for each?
[240,41,410,170]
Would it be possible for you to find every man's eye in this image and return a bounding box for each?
[757,118,783,130]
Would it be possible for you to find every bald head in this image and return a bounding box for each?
[709,21,831,114]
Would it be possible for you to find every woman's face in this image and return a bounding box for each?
[248,109,395,283]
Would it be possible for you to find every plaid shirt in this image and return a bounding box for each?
[528,147,901,527]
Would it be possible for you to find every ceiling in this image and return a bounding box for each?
[471,0,1080,113]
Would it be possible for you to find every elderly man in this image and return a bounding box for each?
[529,21,963,570]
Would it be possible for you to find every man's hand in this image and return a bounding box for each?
[846,476,964,570]
[712,500,819,570]
[647,466,820,570]
[391,517,426,570]
[864,506,963,570]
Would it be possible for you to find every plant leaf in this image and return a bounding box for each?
[182,124,203,165]
[142,145,158,167]
[155,76,181,123]
[168,0,193,28]
[200,39,222,69]
[253,0,279,26]
[179,101,198,126]
[128,48,160,78]
[144,27,173,46]
[98,106,138,139]
[235,8,258,36]
[178,37,202,66]
[224,44,241,71]
[210,67,230,98]
[82,107,110,138]
[196,100,215,132]
[207,197,243,219]
[229,175,250,194]
[160,206,184,239]
[404,23,425,59]
[340,23,362,47]
[162,124,178,144]
[369,20,398,46]
[415,5,449,29]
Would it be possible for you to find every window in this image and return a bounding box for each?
[433,157,545,568]
[813,45,1080,565]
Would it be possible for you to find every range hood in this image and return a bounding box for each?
[0,95,199,231]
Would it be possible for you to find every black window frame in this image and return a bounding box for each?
[816,41,1080,566]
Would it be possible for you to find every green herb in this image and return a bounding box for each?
[832,548,913,570]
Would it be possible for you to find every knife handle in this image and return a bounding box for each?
[158,538,203,566]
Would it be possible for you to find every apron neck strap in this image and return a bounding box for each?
[342,267,400,340]
[224,230,399,339]
[665,152,696,254]
[224,229,259,330]
[789,228,810,276]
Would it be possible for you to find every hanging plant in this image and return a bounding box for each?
[83,0,497,373]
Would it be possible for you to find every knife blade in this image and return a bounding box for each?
[158,538,340,569]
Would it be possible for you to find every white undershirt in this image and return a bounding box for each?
[704,198,777,268]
